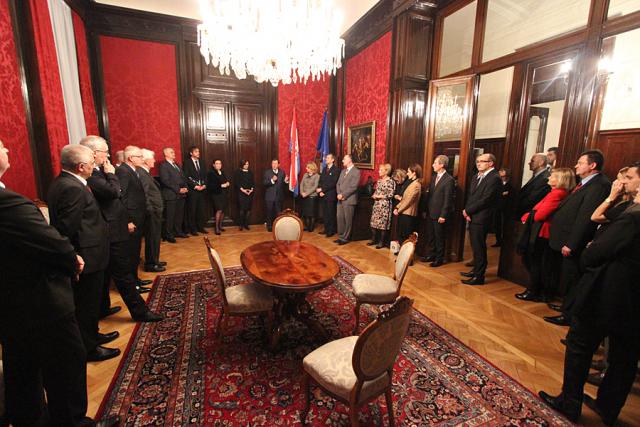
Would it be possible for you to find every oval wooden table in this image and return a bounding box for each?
[240,241,340,349]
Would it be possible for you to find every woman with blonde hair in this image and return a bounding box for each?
[299,162,320,231]
[516,167,575,302]
[368,163,395,248]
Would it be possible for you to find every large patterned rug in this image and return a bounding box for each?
[97,257,571,426]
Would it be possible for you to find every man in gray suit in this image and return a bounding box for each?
[335,154,361,245]
[138,149,166,273]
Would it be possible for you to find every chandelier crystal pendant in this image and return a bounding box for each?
[197,0,345,87]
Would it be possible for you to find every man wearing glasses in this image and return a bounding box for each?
[460,153,502,285]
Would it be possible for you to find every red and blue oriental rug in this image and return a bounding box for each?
[97,257,571,426]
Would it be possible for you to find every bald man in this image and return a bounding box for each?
[515,153,551,217]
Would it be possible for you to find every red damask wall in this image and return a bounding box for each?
[343,31,392,183]
[277,78,330,179]
[72,11,98,135]
[0,0,37,198]
[100,36,181,162]
[29,0,69,176]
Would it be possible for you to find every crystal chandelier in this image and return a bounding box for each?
[435,88,465,140]
[197,0,345,87]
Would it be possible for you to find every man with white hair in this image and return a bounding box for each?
[138,149,166,272]
[116,146,151,292]
[47,144,119,362]
[159,147,189,241]
[81,137,162,324]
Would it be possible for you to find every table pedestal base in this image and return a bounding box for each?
[270,292,329,350]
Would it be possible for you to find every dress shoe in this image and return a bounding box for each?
[543,314,570,326]
[165,237,176,243]
[334,239,342,244]
[190,231,199,236]
[366,241,377,246]
[244,225,250,230]
[465,260,474,267]
[491,242,501,247]
[159,261,167,266]
[325,233,335,237]
[586,371,605,386]
[583,394,615,426]
[87,346,121,362]
[538,391,579,422]
[144,264,166,273]
[337,239,349,245]
[515,290,542,302]
[100,306,121,319]
[220,227,226,232]
[460,270,475,278]
[461,277,485,285]
[422,255,436,262]
[175,233,189,238]
[198,229,209,234]
[95,415,121,427]
[375,242,386,249]
[136,286,151,294]
[430,260,444,267]
[97,331,119,345]
[319,230,326,234]
[548,303,563,312]
[133,310,163,322]
[591,359,607,371]
[138,279,153,286]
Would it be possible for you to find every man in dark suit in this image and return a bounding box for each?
[183,145,208,235]
[139,149,166,273]
[335,154,361,245]
[263,159,288,231]
[316,153,339,237]
[0,140,119,427]
[461,153,502,285]
[116,146,150,293]
[515,153,550,218]
[493,167,513,247]
[544,150,611,326]
[424,154,455,267]
[539,186,640,425]
[159,147,189,241]
[47,145,118,362]
[81,137,162,324]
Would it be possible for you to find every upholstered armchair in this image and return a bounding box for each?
[351,233,417,334]
[272,209,304,241]
[204,237,274,339]
[301,296,413,426]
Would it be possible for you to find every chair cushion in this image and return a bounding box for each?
[274,217,302,241]
[225,283,274,313]
[303,336,390,403]
[352,274,399,303]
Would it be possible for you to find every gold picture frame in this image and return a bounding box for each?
[347,121,375,169]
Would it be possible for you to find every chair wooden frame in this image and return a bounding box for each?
[204,237,274,339]
[301,296,414,427]
[272,208,304,241]
[353,232,417,334]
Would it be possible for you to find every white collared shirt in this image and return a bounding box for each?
[0,181,5,189]
[63,170,87,186]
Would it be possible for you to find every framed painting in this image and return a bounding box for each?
[347,121,375,169]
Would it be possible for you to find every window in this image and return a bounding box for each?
[608,0,640,19]
[482,0,590,62]
[474,67,514,139]
[439,1,476,77]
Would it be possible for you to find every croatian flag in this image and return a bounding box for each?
[288,108,300,196]
[316,110,329,171]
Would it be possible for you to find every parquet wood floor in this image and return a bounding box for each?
[89,226,640,426]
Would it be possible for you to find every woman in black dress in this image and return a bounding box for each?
[233,159,255,230]
[207,159,230,235]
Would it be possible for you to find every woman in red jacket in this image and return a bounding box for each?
[516,168,575,302]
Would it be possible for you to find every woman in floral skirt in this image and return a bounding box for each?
[368,163,395,248]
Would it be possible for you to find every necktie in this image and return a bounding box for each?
[195,160,200,172]
[173,162,180,171]
[572,183,582,193]
[435,174,441,186]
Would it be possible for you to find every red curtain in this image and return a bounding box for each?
[72,11,98,136]
[100,36,181,162]
[29,0,68,175]
[0,0,38,198]
[344,31,392,183]
[277,78,330,178]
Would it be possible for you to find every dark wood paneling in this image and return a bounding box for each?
[596,129,640,179]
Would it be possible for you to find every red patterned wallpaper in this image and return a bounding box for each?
[72,11,98,135]
[100,36,181,161]
[0,0,37,198]
[277,77,330,180]
[344,31,392,183]
[29,0,68,175]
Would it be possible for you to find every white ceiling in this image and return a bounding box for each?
[94,0,380,35]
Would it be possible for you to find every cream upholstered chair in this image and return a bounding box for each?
[301,296,413,427]
[351,233,417,334]
[204,237,274,339]
[272,209,304,241]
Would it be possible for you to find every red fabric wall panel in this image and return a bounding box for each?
[29,0,68,175]
[277,78,330,181]
[100,36,181,161]
[71,11,98,135]
[0,0,37,198]
[344,32,391,183]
